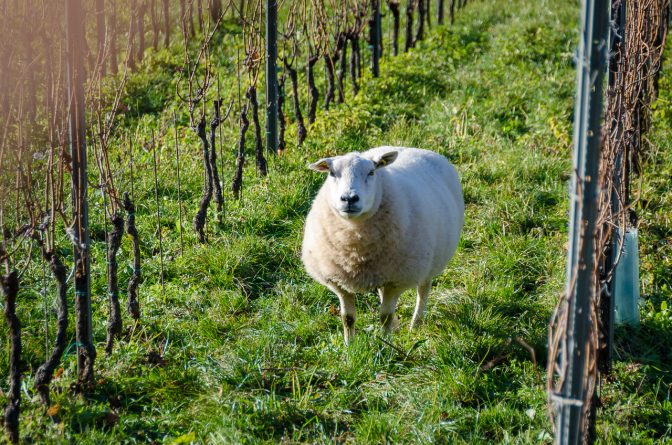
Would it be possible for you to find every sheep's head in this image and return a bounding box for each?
[309,150,398,220]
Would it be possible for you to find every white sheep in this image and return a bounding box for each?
[301,146,464,344]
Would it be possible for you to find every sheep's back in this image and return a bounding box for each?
[373,147,464,283]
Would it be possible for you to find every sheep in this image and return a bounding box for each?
[301,146,464,344]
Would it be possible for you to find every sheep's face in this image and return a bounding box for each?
[309,151,398,220]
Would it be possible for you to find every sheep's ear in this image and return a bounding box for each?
[309,158,332,172]
[373,151,398,169]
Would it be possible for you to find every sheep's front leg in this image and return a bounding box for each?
[379,286,405,333]
[410,280,432,330]
[335,291,356,345]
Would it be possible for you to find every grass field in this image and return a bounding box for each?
[2,0,672,443]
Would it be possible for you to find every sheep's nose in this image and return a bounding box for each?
[340,193,359,204]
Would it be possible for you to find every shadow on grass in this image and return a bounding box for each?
[615,320,672,370]
[605,321,672,439]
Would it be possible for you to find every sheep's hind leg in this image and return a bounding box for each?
[379,285,405,333]
[334,290,356,346]
[410,280,432,330]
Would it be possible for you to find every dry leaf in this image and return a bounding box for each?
[47,404,61,417]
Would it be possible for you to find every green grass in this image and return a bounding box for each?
[2,0,672,443]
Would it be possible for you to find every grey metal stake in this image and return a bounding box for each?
[41,236,49,360]
[217,74,225,183]
[173,110,184,256]
[372,0,381,77]
[555,0,609,442]
[66,0,95,384]
[128,130,135,202]
[265,0,278,155]
[151,130,165,295]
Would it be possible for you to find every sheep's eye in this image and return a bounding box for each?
[329,171,335,178]
[367,170,375,177]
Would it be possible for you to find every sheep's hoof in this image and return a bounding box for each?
[343,316,356,345]
[343,327,354,344]
[381,314,400,333]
